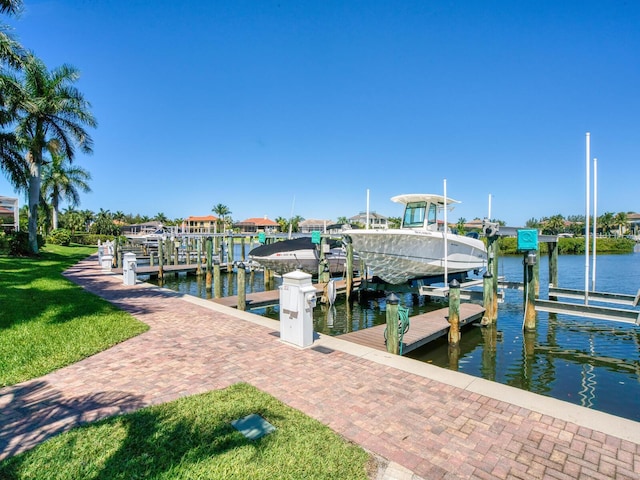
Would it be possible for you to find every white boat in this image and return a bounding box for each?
[248,237,353,276]
[343,194,487,285]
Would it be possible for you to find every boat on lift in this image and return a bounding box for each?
[343,193,486,285]
[248,236,353,276]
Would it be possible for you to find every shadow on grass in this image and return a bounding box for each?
[0,380,146,462]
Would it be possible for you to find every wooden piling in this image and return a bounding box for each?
[481,272,494,325]
[448,279,461,345]
[523,252,537,331]
[488,236,499,322]
[227,235,234,266]
[205,237,213,290]
[214,261,222,298]
[345,239,354,303]
[237,263,246,310]
[196,238,202,275]
[174,242,179,266]
[385,293,400,355]
[548,241,559,300]
[157,239,164,280]
[149,251,154,267]
[241,237,246,261]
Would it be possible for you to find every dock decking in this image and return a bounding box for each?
[338,303,485,355]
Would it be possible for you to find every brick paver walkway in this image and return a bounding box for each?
[1,256,639,479]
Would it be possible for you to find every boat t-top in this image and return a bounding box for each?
[343,193,487,285]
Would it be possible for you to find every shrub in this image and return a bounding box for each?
[48,229,72,246]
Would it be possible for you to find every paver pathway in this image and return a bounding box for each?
[1,256,639,479]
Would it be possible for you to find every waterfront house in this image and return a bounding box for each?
[349,211,388,229]
[0,196,19,233]
[234,217,279,233]
[299,218,332,233]
[184,215,219,234]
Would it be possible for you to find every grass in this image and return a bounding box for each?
[0,244,149,387]
[0,383,374,479]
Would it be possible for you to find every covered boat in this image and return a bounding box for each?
[343,194,486,284]
[248,237,352,276]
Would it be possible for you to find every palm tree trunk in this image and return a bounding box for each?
[28,162,41,254]
[52,196,59,230]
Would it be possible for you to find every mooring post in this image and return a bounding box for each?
[481,271,494,325]
[185,239,191,265]
[196,237,202,275]
[237,262,246,310]
[264,267,272,290]
[385,293,400,355]
[345,237,354,303]
[489,236,500,322]
[165,238,172,265]
[240,236,246,261]
[157,239,164,280]
[205,237,213,290]
[214,260,222,298]
[174,241,179,266]
[227,235,234,266]
[548,241,559,300]
[448,279,461,345]
[149,251,154,267]
[523,251,537,331]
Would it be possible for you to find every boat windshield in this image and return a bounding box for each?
[402,201,437,228]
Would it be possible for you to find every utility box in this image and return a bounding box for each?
[122,252,137,285]
[101,254,113,272]
[279,270,317,348]
[517,229,538,252]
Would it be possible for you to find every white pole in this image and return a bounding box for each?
[584,132,590,304]
[592,157,597,291]
[443,178,448,286]
[488,193,492,221]
[366,189,370,230]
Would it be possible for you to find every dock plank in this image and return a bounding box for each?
[338,303,485,354]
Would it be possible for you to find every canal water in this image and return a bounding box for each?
[148,251,640,422]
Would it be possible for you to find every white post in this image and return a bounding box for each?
[592,157,598,291]
[584,132,590,305]
[443,178,448,286]
[488,193,492,221]
[366,189,370,230]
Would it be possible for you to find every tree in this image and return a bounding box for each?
[542,214,565,235]
[0,0,27,189]
[10,55,96,253]
[212,203,231,232]
[387,216,402,229]
[154,212,168,224]
[275,216,288,232]
[525,218,539,229]
[613,212,628,237]
[90,208,119,235]
[456,217,466,235]
[598,212,615,236]
[60,207,85,234]
[289,215,304,233]
[41,151,91,230]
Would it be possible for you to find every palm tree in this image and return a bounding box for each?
[613,212,628,237]
[456,217,466,235]
[542,214,565,235]
[598,212,615,236]
[212,203,231,232]
[41,151,91,230]
[154,212,168,224]
[0,1,26,189]
[8,55,96,253]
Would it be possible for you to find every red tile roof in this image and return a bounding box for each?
[238,217,278,226]
[186,215,218,221]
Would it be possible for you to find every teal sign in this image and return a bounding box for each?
[311,231,321,244]
[258,232,266,244]
[517,229,538,251]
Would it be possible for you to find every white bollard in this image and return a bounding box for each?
[123,252,137,285]
[279,270,317,348]
[101,254,113,272]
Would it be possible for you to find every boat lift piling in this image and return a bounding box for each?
[205,237,213,290]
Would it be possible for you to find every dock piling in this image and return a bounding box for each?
[237,262,246,310]
[448,279,461,345]
[385,293,400,355]
[205,237,213,290]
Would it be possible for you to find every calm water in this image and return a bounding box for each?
[149,250,640,422]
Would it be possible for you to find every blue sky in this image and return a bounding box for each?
[1,0,638,226]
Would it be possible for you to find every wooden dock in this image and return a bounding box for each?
[211,278,357,309]
[112,264,232,276]
[338,303,485,355]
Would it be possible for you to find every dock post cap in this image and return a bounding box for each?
[386,292,400,304]
[449,279,460,289]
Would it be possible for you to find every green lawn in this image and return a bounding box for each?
[0,244,149,387]
[0,383,373,479]
[0,246,375,478]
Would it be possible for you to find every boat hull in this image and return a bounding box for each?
[345,229,486,284]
